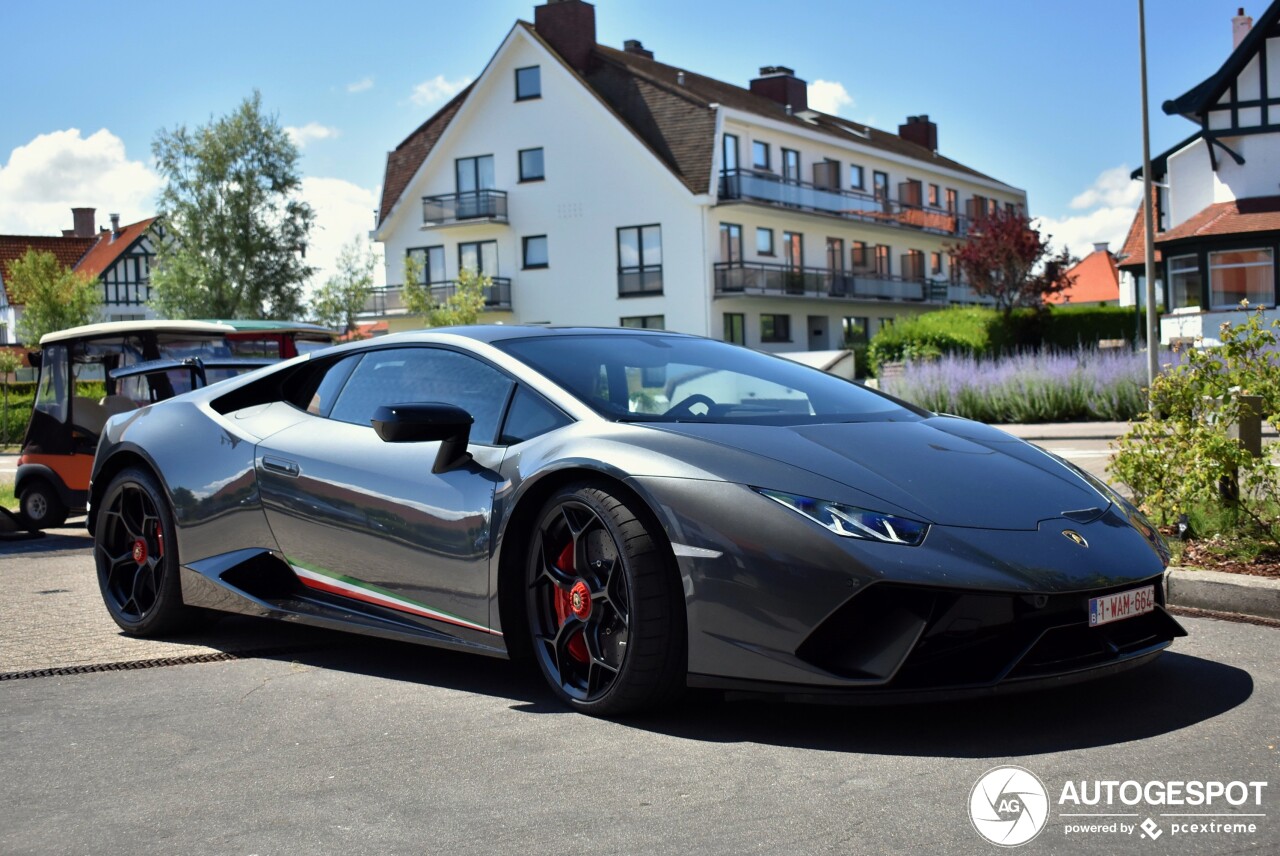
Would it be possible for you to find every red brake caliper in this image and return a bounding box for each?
[552,541,590,663]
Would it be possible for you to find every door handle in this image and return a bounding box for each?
[262,456,300,477]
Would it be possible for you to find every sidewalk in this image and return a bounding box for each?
[995,420,1279,442]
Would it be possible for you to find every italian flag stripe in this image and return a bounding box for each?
[288,558,500,636]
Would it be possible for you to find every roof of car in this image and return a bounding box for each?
[39,320,237,346]
[373,325,696,345]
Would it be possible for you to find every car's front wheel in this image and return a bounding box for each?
[526,483,685,716]
[95,467,205,636]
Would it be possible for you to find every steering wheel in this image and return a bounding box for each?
[664,393,716,417]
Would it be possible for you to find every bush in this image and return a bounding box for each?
[881,348,1150,423]
[1043,305,1148,350]
[866,307,1012,373]
[1110,305,1280,548]
[0,392,33,446]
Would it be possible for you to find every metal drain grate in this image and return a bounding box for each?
[0,645,322,681]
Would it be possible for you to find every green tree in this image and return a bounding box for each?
[150,90,314,319]
[402,256,488,328]
[0,348,20,447]
[311,236,376,335]
[3,248,101,344]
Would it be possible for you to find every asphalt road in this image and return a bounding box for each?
[1,537,1277,855]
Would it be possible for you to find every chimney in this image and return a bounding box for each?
[898,115,939,152]
[534,0,596,72]
[110,213,121,239]
[1233,7,1252,49]
[1092,241,1110,255]
[71,207,96,238]
[749,66,807,114]
[623,39,653,59]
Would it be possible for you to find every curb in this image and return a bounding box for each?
[1165,567,1280,621]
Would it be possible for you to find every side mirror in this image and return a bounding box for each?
[372,402,474,473]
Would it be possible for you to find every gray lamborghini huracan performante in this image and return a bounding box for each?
[88,327,1185,715]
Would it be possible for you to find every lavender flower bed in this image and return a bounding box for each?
[881,348,1155,423]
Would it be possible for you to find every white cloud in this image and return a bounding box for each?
[299,176,386,297]
[410,75,471,107]
[1068,165,1143,210]
[0,128,161,234]
[346,76,374,93]
[285,122,340,148]
[808,80,855,116]
[1037,165,1143,259]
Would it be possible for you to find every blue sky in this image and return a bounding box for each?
[0,0,1257,286]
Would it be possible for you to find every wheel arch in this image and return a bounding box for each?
[87,446,163,535]
[494,464,686,662]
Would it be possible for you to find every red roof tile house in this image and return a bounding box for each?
[1048,242,1120,306]
[0,208,159,344]
[1129,3,1280,343]
[370,0,1028,351]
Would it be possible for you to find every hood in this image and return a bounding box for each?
[647,416,1107,530]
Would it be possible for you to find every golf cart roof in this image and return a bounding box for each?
[205,320,335,338]
[39,320,237,346]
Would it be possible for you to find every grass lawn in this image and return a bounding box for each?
[1,477,14,511]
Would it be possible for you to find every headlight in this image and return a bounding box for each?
[756,489,929,546]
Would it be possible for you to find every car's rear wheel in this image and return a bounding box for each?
[95,467,205,636]
[526,483,685,716]
[19,479,68,530]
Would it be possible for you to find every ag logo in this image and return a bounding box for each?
[969,766,1050,847]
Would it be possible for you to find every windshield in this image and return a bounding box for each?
[496,334,923,425]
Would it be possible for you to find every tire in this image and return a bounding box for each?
[19,479,68,530]
[94,467,206,636]
[526,482,685,716]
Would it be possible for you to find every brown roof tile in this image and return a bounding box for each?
[377,84,474,225]
[0,235,96,303]
[1156,195,1280,242]
[1048,248,1118,304]
[75,217,157,278]
[1117,195,1161,270]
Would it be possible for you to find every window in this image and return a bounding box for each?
[873,171,889,201]
[842,317,869,345]
[1167,255,1202,309]
[928,184,940,208]
[499,386,570,445]
[459,240,498,275]
[875,245,891,276]
[760,314,791,343]
[724,312,745,345]
[826,237,844,272]
[902,249,925,281]
[850,164,865,190]
[783,231,803,268]
[518,147,544,182]
[756,227,775,256]
[620,315,665,329]
[515,66,541,100]
[931,251,944,276]
[899,179,923,207]
[617,225,662,295]
[1209,248,1273,309]
[723,133,739,172]
[407,246,446,285]
[328,348,515,444]
[851,241,869,271]
[522,235,548,269]
[1005,202,1016,216]
[719,223,743,264]
[301,354,362,417]
[945,188,958,212]
[456,155,495,194]
[813,158,839,189]
[752,140,770,170]
[782,148,800,183]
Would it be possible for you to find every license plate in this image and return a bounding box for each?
[1089,585,1155,627]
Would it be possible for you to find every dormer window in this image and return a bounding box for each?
[516,66,541,100]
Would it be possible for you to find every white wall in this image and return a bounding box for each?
[1166,139,1218,226]
[378,30,710,336]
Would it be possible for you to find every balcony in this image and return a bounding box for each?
[714,261,982,304]
[421,190,508,227]
[361,278,512,315]
[718,169,968,237]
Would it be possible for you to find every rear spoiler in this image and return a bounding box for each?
[109,356,274,388]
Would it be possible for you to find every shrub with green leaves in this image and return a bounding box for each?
[1109,305,1280,548]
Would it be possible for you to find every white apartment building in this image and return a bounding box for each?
[372,0,1028,352]
[1122,3,1280,344]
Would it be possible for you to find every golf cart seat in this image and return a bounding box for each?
[99,394,139,419]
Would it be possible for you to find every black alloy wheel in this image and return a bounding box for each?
[526,483,685,716]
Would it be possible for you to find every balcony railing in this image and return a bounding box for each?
[422,190,508,226]
[718,169,968,237]
[361,278,512,315]
[713,261,987,305]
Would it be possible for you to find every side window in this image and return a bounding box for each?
[302,354,363,417]
[328,348,514,444]
[499,386,571,445]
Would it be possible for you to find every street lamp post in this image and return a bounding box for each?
[1139,0,1160,396]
